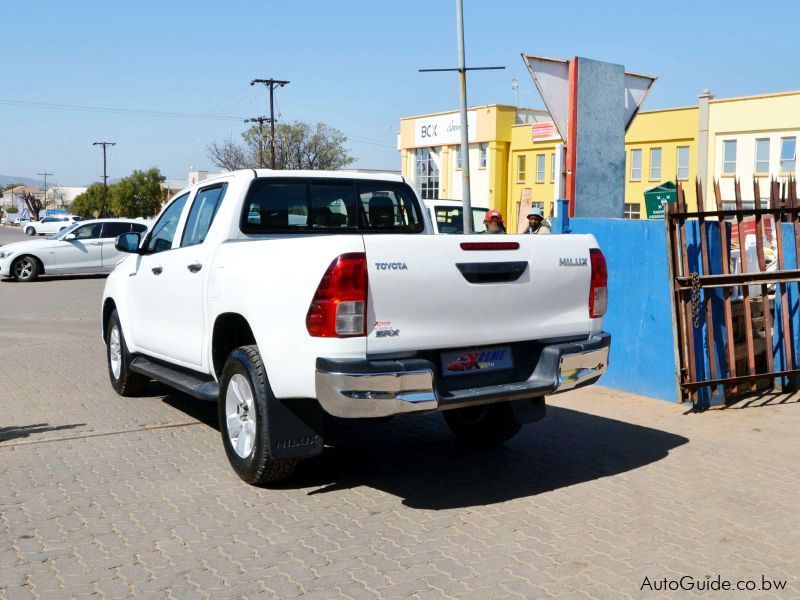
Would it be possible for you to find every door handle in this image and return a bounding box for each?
[187,263,203,273]
[152,266,163,275]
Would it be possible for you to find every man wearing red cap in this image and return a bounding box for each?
[483,210,506,234]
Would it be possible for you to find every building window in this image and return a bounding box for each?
[780,137,797,173]
[415,148,439,200]
[649,148,662,181]
[677,146,690,180]
[722,140,737,174]
[536,154,545,183]
[455,147,462,170]
[754,139,770,174]
[630,149,642,181]
[479,143,488,168]
[624,203,641,219]
[550,152,556,183]
[516,155,526,183]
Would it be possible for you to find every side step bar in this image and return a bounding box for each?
[130,356,219,402]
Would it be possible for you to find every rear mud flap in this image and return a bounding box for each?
[267,397,325,461]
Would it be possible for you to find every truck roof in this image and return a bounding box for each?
[194,169,406,188]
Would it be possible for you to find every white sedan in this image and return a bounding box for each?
[23,214,82,236]
[0,219,150,282]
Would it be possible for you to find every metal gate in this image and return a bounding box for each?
[666,176,799,407]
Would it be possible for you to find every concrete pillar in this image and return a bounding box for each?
[697,89,714,209]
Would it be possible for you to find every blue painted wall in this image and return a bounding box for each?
[568,218,679,402]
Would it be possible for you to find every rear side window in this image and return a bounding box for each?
[433,206,488,234]
[240,178,423,234]
[101,222,133,239]
[131,223,148,234]
[182,184,227,247]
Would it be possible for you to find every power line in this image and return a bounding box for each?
[93,142,116,218]
[250,79,290,169]
[37,172,53,210]
[0,98,243,121]
[244,116,273,168]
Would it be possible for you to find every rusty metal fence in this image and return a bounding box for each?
[667,176,799,407]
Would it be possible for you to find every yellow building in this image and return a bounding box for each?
[399,89,799,220]
[624,106,699,216]
[506,123,563,226]
[398,105,550,214]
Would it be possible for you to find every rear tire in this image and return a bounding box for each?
[443,402,522,448]
[106,310,149,396]
[219,345,297,485]
[11,256,40,282]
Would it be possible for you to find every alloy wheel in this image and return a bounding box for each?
[225,373,256,458]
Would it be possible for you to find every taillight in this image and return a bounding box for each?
[306,253,368,337]
[589,248,607,318]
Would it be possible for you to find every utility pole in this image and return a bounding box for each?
[244,116,273,168]
[420,0,504,234]
[93,142,116,217]
[37,172,53,213]
[250,78,289,169]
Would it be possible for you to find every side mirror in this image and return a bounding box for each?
[115,232,141,253]
[65,234,76,241]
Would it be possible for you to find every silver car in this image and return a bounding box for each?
[0,219,150,282]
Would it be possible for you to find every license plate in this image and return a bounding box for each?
[441,346,514,377]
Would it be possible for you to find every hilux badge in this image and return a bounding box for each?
[559,257,588,267]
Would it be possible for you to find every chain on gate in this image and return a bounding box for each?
[690,272,701,329]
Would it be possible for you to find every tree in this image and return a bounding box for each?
[22,192,43,220]
[207,136,251,171]
[5,205,19,213]
[109,168,165,218]
[207,120,356,171]
[70,184,106,218]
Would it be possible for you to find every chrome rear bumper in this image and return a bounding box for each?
[315,333,610,418]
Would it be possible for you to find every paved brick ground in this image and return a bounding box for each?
[1,276,798,598]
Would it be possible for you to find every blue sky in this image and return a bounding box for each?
[1,0,797,186]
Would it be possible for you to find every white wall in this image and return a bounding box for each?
[447,144,490,207]
[714,131,799,204]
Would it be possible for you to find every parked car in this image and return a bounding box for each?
[0,219,150,282]
[101,169,610,485]
[23,214,81,236]
[425,199,489,234]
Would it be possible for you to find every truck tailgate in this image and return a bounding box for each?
[364,234,598,355]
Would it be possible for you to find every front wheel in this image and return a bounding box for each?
[12,256,40,282]
[219,345,297,485]
[25,226,35,236]
[106,310,149,396]
[443,402,522,448]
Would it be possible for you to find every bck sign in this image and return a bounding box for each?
[420,124,438,139]
[413,111,477,146]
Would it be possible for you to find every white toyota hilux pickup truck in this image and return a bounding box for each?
[102,169,610,484]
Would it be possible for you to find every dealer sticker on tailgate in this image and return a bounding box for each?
[441,346,514,377]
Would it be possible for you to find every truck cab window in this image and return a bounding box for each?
[182,184,227,247]
[146,193,189,253]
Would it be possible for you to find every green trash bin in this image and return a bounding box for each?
[644,181,677,220]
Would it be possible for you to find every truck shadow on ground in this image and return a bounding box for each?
[0,422,86,443]
[161,388,689,510]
